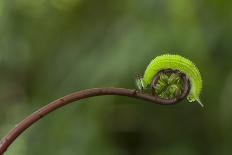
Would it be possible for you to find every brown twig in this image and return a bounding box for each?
[0,87,189,154]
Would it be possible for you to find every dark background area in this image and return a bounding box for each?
[0,0,232,154]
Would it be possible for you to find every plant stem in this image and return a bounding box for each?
[0,87,186,154]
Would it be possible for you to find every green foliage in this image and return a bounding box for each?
[154,73,184,100]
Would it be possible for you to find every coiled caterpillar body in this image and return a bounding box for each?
[138,54,203,106]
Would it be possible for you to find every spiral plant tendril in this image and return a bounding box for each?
[135,54,203,106]
[0,54,202,154]
[151,70,190,100]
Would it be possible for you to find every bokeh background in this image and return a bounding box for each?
[0,0,232,154]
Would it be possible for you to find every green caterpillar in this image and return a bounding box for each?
[137,54,203,106]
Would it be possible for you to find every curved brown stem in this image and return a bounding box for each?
[0,87,188,154]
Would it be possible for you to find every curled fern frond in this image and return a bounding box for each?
[136,54,203,106]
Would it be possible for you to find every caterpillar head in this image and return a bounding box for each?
[135,73,145,91]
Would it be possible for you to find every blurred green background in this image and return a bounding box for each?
[0,0,232,154]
